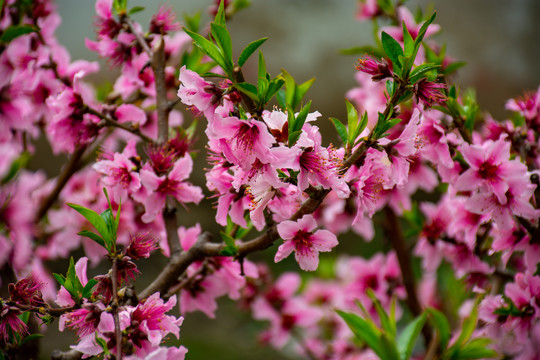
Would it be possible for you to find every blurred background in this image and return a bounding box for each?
[40,0,540,358]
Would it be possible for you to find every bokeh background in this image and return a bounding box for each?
[38,0,540,358]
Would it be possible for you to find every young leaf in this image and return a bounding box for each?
[77,230,106,248]
[82,279,98,299]
[220,232,239,256]
[53,273,66,287]
[367,289,396,339]
[455,338,497,359]
[330,117,348,145]
[397,313,427,360]
[238,38,267,67]
[345,99,359,145]
[235,82,259,102]
[213,0,227,26]
[336,310,382,355]
[293,77,315,110]
[381,32,403,71]
[67,203,111,245]
[210,23,233,69]
[184,11,201,33]
[414,12,437,50]
[184,28,229,73]
[128,6,145,15]
[402,21,414,57]
[409,63,440,83]
[0,25,37,43]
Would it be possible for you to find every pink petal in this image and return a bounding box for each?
[274,241,295,263]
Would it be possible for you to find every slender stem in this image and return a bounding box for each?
[125,19,152,57]
[36,145,86,221]
[50,349,83,360]
[110,257,122,360]
[87,108,155,144]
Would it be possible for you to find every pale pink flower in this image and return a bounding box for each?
[275,215,338,271]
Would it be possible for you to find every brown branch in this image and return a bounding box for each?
[125,19,152,57]
[110,257,123,360]
[36,145,87,221]
[163,201,182,255]
[384,206,432,344]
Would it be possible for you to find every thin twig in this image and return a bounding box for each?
[125,18,152,57]
[87,107,155,144]
[111,257,123,360]
[36,145,87,221]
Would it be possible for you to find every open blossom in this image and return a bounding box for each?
[177,66,219,116]
[150,5,181,34]
[456,137,528,204]
[414,78,447,107]
[275,215,338,271]
[136,156,204,223]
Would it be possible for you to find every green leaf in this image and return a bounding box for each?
[276,89,286,109]
[456,300,478,347]
[184,28,228,73]
[1,152,30,185]
[414,12,437,50]
[19,333,43,346]
[67,203,111,247]
[112,0,127,14]
[367,289,396,339]
[210,23,233,70]
[454,338,497,359]
[381,32,403,71]
[293,77,315,110]
[235,82,259,102]
[77,230,106,248]
[0,25,37,43]
[238,38,267,67]
[184,11,201,33]
[345,99,359,145]
[288,101,312,147]
[213,0,226,26]
[219,232,238,256]
[409,63,440,83]
[128,6,145,15]
[82,279,98,299]
[397,313,427,360]
[53,273,66,287]
[340,45,381,56]
[257,51,266,81]
[378,333,401,360]
[402,21,414,57]
[336,310,382,355]
[330,117,348,145]
[288,130,302,147]
[443,61,466,75]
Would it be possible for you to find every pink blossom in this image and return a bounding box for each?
[93,140,141,202]
[275,214,338,271]
[150,5,181,34]
[177,66,217,116]
[456,138,528,204]
[136,157,204,223]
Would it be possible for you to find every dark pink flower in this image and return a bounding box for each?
[0,303,28,344]
[61,303,104,338]
[355,56,393,81]
[414,78,447,107]
[125,233,158,260]
[275,215,338,271]
[150,5,181,34]
[8,275,45,307]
